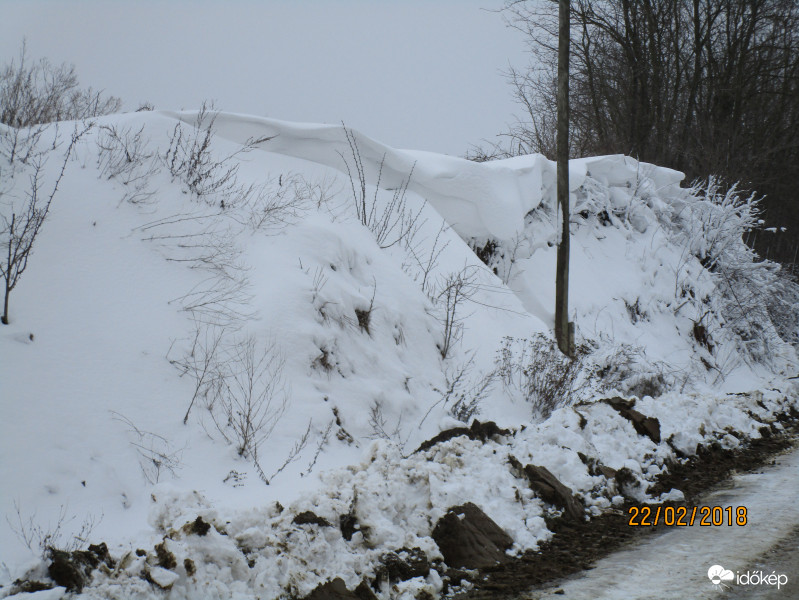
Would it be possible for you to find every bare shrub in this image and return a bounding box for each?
[137,211,254,327]
[403,222,450,298]
[208,335,288,459]
[167,321,227,424]
[674,177,795,366]
[1,123,92,324]
[96,123,160,203]
[293,174,338,210]
[587,340,668,399]
[0,120,48,167]
[0,41,121,129]
[111,412,183,484]
[421,354,495,426]
[164,250,252,327]
[446,365,495,423]
[163,102,272,202]
[433,266,480,359]
[262,419,312,485]
[303,419,335,476]
[340,125,424,249]
[496,335,585,418]
[7,502,101,557]
[141,213,242,272]
[367,398,406,446]
[96,124,149,179]
[242,174,310,232]
[170,323,297,484]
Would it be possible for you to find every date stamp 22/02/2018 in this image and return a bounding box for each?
[627,505,748,527]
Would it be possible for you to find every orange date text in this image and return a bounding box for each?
[627,505,747,527]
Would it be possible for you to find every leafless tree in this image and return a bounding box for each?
[500,0,799,264]
[1,123,91,324]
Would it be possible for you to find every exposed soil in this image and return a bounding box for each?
[451,413,799,600]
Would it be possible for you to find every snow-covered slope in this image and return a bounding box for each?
[0,111,796,598]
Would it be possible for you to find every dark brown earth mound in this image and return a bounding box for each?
[508,457,584,522]
[415,421,511,454]
[303,577,378,600]
[432,503,514,570]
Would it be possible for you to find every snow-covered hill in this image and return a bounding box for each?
[1,110,796,599]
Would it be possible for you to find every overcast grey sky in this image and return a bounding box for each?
[0,0,532,155]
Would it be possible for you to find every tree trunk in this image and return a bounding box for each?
[2,282,9,324]
[555,0,573,357]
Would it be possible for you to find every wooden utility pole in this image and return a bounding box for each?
[555,0,574,357]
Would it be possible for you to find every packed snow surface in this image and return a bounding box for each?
[0,111,796,599]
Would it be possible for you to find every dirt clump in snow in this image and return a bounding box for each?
[508,455,585,522]
[47,542,114,592]
[183,557,196,576]
[432,502,514,570]
[600,397,661,443]
[154,540,177,570]
[339,512,360,541]
[303,577,378,600]
[8,579,54,595]
[293,510,333,527]
[415,420,511,454]
[373,547,431,586]
[182,515,212,536]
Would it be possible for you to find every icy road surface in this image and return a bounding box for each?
[523,440,799,600]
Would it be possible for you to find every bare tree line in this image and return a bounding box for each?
[492,0,798,266]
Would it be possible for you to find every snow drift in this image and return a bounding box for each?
[0,110,797,599]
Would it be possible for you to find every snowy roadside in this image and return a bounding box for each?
[520,433,799,600]
[3,387,796,600]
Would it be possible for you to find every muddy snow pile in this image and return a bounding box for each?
[6,390,796,599]
[1,111,797,599]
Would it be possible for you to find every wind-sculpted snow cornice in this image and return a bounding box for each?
[162,111,685,241]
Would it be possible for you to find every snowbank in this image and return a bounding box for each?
[0,110,796,599]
